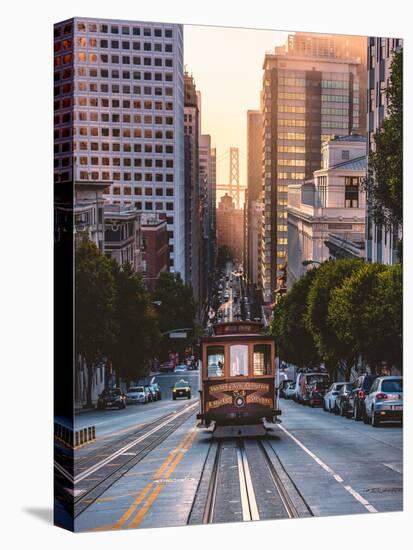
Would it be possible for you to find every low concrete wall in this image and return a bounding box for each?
[54,422,96,448]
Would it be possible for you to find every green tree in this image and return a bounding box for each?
[363,48,402,235]
[108,262,160,386]
[271,268,321,369]
[368,263,402,371]
[75,239,117,407]
[328,262,402,373]
[328,263,386,373]
[152,272,198,359]
[305,259,364,379]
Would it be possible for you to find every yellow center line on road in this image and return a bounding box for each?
[128,427,198,529]
[100,426,196,531]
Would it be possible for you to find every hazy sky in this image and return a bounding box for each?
[184,24,288,196]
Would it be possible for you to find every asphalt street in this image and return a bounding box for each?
[64,264,402,531]
[74,372,200,437]
[70,393,402,531]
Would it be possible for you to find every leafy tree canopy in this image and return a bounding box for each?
[152,272,198,359]
[271,267,321,368]
[75,239,117,406]
[108,262,160,384]
[305,259,364,370]
[363,48,402,231]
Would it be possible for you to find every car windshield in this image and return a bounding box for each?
[175,381,189,388]
[129,387,144,393]
[102,388,121,396]
[381,379,403,392]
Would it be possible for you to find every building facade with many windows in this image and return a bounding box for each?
[54,17,185,277]
[245,110,263,286]
[287,135,366,288]
[365,36,403,265]
[260,33,366,303]
[184,72,201,313]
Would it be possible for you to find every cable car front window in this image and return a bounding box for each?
[230,344,248,377]
[207,346,225,377]
[253,344,272,375]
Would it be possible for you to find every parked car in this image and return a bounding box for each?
[308,378,330,407]
[159,361,175,373]
[292,373,305,402]
[172,379,192,400]
[125,386,147,405]
[97,388,126,410]
[174,364,187,374]
[279,378,293,398]
[363,376,403,426]
[336,383,354,416]
[150,382,162,400]
[346,374,379,420]
[284,381,297,400]
[298,373,330,405]
[323,382,347,413]
[144,384,157,402]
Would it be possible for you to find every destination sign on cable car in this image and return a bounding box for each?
[213,321,262,336]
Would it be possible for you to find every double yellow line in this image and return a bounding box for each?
[99,424,198,530]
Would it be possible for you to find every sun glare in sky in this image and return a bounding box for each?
[184,24,288,199]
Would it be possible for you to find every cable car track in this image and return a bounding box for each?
[54,402,198,517]
[190,437,312,524]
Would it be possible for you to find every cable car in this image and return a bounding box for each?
[197,321,281,437]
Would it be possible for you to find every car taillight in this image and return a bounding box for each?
[376,393,387,400]
[358,390,365,399]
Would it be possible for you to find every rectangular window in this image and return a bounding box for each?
[253,345,272,375]
[207,346,225,378]
[344,177,359,208]
[230,345,248,377]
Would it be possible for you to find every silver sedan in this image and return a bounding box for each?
[363,376,403,426]
[323,382,347,413]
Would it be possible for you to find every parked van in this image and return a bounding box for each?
[297,372,330,404]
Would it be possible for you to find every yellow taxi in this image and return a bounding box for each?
[172,379,192,400]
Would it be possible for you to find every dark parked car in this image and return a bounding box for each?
[97,388,126,410]
[336,383,354,416]
[145,384,156,402]
[159,361,175,373]
[346,374,379,420]
[150,382,162,400]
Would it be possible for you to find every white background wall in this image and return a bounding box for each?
[2,1,412,550]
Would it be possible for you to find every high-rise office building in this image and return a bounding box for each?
[365,37,403,265]
[54,17,185,276]
[217,194,244,259]
[199,133,215,310]
[260,32,367,303]
[245,110,262,286]
[184,72,201,310]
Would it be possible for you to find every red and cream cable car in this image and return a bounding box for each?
[197,321,281,437]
